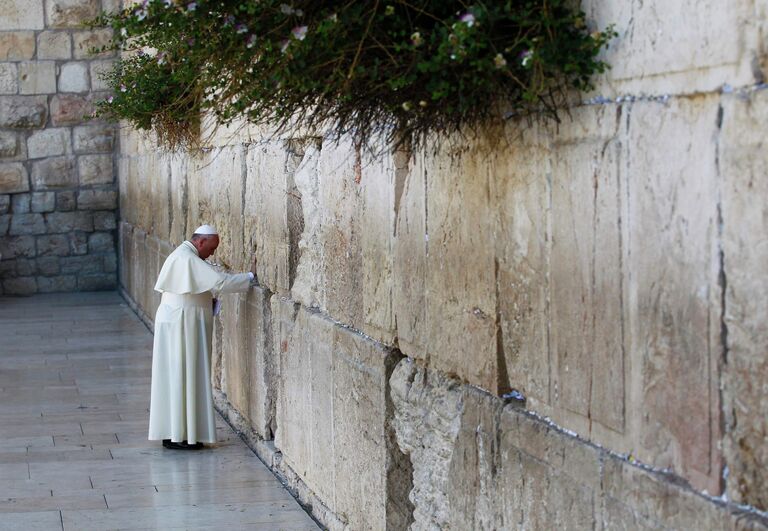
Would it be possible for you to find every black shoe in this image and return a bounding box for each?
[162,439,204,450]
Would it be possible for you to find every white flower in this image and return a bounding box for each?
[280,4,294,15]
[120,27,128,38]
[401,101,412,111]
[520,49,533,67]
[459,13,475,27]
[246,35,257,48]
[107,96,114,103]
[410,31,423,47]
[493,53,507,68]
[120,84,127,92]
[291,25,308,40]
[280,39,290,53]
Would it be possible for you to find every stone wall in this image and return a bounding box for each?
[0,0,119,295]
[116,0,768,529]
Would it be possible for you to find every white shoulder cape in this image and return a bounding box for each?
[154,241,229,295]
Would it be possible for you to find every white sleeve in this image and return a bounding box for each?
[212,271,252,294]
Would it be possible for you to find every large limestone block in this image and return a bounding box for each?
[149,153,170,239]
[583,0,761,95]
[58,62,90,93]
[549,104,625,434]
[73,124,115,154]
[275,302,402,529]
[0,0,45,30]
[0,32,35,60]
[50,94,93,126]
[37,31,72,60]
[0,96,48,128]
[78,154,113,185]
[359,140,399,344]
[27,128,71,159]
[274,302,336,505]
[19,62,57,95]
[392,149,427,360]
[719,89,768,509]
[187,146,246,270]
[317,135,364,328]
[493,123,551,406]
[291,142,323,308]
[167,154,189,244]
[245,287,276,438]
[0,131,22,159]
[625,96,723,494]
[424,135,498,393]
[244,140,301,295]
[0,64,18,95]
[220,293,249,415]
[72,29,113,59]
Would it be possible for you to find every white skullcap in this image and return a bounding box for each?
[193,224,218,235]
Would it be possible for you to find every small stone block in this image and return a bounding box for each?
[36,256,60,275]
[0,32,36,60]
[73,125,114,153]
[69,232,87,254]
[78,154,113,185]
[56,191,77,211]
[0,2,44,31]
[10,213,46,235]
[37,31,72,60]
[46,0,101,29]
[0,163,29,193]
[92,210,116,230]
[73,29,114,59]
[50,94,92,126]
[15,258,35,276]
[19,62,57,95]
[31,192,56,213]
[77,189,117,210]
[45,211,93,233]
[0,235,36,259]
[0,214,9,235]
[3,277,37,296]
[89,60,114,92]
[37,275,76,292]
[31,156,77,190]
[60,255,101,274]
[36,234,69,256]
[0,195,9,214]
[0,64,18,95]
[0,131,20,158]
[0,96,48,129]
[27,128,71,159]
[88,231,113,253]
[11,193,30,213]
[58,62,90,93]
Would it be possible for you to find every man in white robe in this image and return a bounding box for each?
[148,224,255,450]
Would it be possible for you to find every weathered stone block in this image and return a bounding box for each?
[73,29,113,59]
[10,213,46,235]
[37,31,72,60]
[60,255,101,274]
[103,252,116,273]
[88,231,113,253]
[92,210,115,230]
[73,125,115,154]
[0,235,35,259]
[0,131,20,158]
[45,211,93,233]
[56,191,76,211]
[46,0,100,29]
[50,94,92,126]
[58,62,89,93]
[31,156,76,190]
[19,62,57,95]
[0,96,47,128]
[0,1,44,30]
[720,90,768,509]
[0,63,18,94]
[625,97,722,494]
[69,231,87,255]
[36,234,69,256]
[11,193,30,213]
[15,258,34,276]
[27,128,71,159]
[78,154,112,185]
[0,195,9,214]
[0,32,35,60]
[0,163,29,193]
[31,192,56,213]
[424,135,498,392]
[89,60,114,91]
[77,189,116,210]
[37,275,76,292]
[76,273,115,291]
[2,277,36,295]
[36,256,59,275]
[0,214,9,235]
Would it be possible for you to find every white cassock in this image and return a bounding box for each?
[148,240,252,444]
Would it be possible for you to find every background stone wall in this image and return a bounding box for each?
[113,0,768,529]
[0,0,119,295]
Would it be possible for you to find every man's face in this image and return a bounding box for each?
[197,235,219,259]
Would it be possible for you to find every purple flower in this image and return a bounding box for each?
[120,84,127,92]
[519,49,533,67]
[224,15,235,26]
[458,13,475,27]
[235,23,248,34]
[291,25,308,40]
[107,95,114,103]
[187,2,197,11]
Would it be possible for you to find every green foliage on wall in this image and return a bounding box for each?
[93,0,615,149]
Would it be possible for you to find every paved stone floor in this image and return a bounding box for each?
[0,292,318,530]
